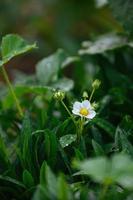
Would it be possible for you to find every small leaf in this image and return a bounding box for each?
[1,34,36,65]
[57,174,72,200]
[59,134,77,148]
[74,148,85,161]
[22,170,34,188]
[92,139,105,156]
[40,161,46,186]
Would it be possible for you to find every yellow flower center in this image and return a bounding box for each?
[79,108,89,116]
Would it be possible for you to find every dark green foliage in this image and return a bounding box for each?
[0,31,133,200]
[109,0,133,36]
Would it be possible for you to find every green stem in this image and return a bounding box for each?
[77,117,85,142]
[1,66,23,117]
[89,88,95,102]
[61,100,77,126]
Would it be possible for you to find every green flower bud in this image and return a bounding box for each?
[82,91,88,99]
[92,79,101,89]
[91,102,99,109]
[54,90,65,101]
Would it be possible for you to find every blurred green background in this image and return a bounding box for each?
[0,0,123,73]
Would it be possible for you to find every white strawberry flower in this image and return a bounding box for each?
[72,100,96,119]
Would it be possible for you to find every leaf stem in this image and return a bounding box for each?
[1,66,23,117]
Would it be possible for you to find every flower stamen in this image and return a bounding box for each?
[79,108,89,116]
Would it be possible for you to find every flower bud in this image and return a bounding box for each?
[82,91,88,99]
[53,90,65,101]
[91,102,99,109]
[92,79,101,89]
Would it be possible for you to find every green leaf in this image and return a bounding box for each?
[109,0,133,35]
[74,157,110,183]
[93,117,115,137]
[59,134,77,148]
[95,0,108,8]
[0,135,9,168]
[44,130,58,167]
[119,115,133,136]
[0,175,26,189]
[32,185,48,200]
[58,145,72,174]
[74,148,85,161]
[74,153,133,189]
[57,174,72,200]
[40,161,46,186]
[0,34,36,65]
[40,162,57,198]
[22,170,34,188]
[115,127,133,156]
[92,139,105,156]
[51,77,74,91]
[79,33,131,55]
[36,49,66,85]
[2,85,50,108]
[111,154,133,189]
[61,56,80,68]
[20,113,33,172]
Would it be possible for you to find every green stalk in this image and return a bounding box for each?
[77,117,85,142]
[1,66,23,117]
[89,88,95,102]
[61,100,77,126]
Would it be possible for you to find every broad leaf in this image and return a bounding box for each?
[0,34,36,65]
[79,33,132,55]
[74,153,133,189]
[36,49,66,85]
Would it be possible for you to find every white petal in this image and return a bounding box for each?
[73,101,81,110]
[86,110,96,119]
[72,109,80,116]
[82,100,91,109]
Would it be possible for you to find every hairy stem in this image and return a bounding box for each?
[1,66,23,117]
[61,100,76,126]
